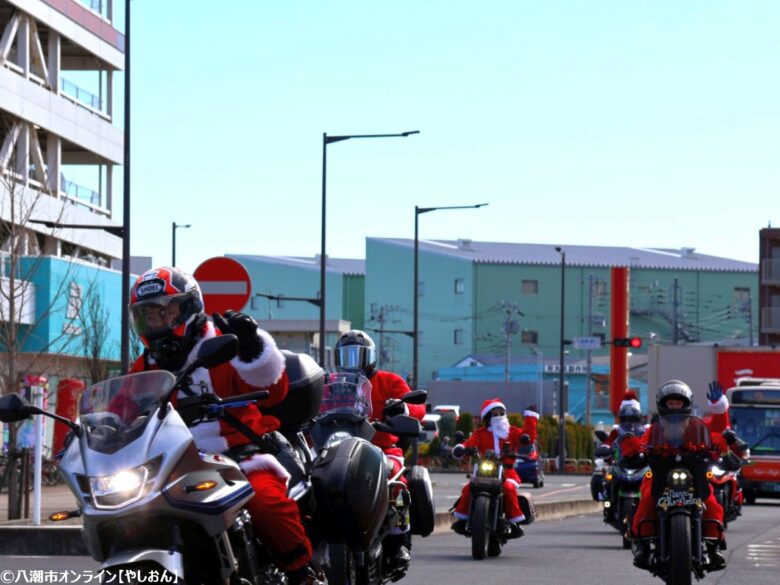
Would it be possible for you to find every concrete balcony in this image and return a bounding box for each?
[761,307,780,333]
[761,259,780,285]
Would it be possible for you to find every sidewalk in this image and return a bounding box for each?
[0,484,79,526]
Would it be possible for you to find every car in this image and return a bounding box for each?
[421,413,442,443]
[432,404,461,420]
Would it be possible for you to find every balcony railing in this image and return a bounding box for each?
[761,307,780,332]
[61,177,101,208]
[761,259,780,284]
[61,78,103,113]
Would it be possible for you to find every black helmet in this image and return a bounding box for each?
[334,329,377,378]
[656,380,693,416]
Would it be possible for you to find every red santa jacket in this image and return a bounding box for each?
[368,370,426,450]
[457,410,539,462]
[131,321,288,454]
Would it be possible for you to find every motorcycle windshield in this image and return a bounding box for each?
[320,371,373,418]
[647,414,711,452]
[78,371,176,453]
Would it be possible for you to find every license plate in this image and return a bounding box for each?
[659,490,701,507]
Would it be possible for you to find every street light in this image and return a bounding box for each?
[531,346,543,413]
[555,246,566,474]
[320,130,419,368]
[413,203,488,388]
[171,222,191,267]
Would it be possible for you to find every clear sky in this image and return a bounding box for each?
[122,0,779,273]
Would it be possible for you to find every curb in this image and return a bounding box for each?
[432,498,601,535]
[0,500,601,556]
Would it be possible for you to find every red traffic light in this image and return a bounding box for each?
[613,337,642,348]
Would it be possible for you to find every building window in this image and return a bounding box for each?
[521,280,538,295]
[454,328,464,345]
[594,280,608,296]
[521,330,538,344]
[734,287,751,302]
[454,278,465,294]
[67,282,82,320]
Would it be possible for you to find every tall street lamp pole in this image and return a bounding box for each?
[171,222,191,267]
[320,130,419,368]
[413,203,487,388]
[120,0,131,374]
[555,246,566,474]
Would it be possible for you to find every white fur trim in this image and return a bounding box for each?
[481,400,506,419]
[190,421,230,454]
[523,410,540,420]
[707,394,729,415]
[239,453,292,485]
[453,511,469,520]
[506,478,521,488]
[507,514,526,523]
[230,328,285,387]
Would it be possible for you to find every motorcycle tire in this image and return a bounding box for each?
[470,495,490,561]
[722,484,731,528]
[326,543,358,585]
[621,496,636,549]
[667,514,692,585]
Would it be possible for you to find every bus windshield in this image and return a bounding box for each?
[729,408,780,455]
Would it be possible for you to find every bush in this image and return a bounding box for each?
[438,413,457,441]
[429,436,441,458]
[456,412,474,437]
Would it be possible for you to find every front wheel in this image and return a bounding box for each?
[470,495,491,560]
[667,514,692,585]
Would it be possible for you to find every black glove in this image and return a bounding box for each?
[452,444,466,459]
[383,398,407,419]
[722,429,737,446]
[212,310,264,363]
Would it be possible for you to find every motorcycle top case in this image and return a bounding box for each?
[407,464,436,537]
[262,351,324,431]
[310,436,388,549]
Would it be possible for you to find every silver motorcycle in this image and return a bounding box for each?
[0,335,312,585]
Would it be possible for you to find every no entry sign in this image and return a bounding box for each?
[193,257,251,315]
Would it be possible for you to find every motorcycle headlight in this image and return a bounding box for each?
[324,431,352,449]
[710,465,725,478]
[90,466,147,509]
[666,468,692,488]
[478,460,497,476]
[89,457,161,510]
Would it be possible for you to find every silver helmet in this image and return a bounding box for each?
[656,380,693,416]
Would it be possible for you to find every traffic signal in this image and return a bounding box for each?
[613,337,642,348]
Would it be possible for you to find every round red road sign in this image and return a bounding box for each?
[193,257,251,315]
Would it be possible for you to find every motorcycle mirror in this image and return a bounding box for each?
[595,445,613,458]
[194,335,239,369]
[594,430,609,443]
[0,393,37,423]
[401,390,427,405]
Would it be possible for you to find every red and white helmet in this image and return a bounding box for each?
[129,267,205,357]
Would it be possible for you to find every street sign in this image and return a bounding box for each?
[193,257,251,315]
[572,336,602,350]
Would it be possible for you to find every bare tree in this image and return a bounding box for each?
[77,282,114,384]
[0,116,88,519]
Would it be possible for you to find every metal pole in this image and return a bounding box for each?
[120,0,131,374]
[32,386,43,526]
[556,247,566,474]
[171,221,176,267]
[413,207,419,389]
[585,273,593,426]
[319,134,327,368]
[537,348,543,413]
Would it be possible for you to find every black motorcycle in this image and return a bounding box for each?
[307,372,434,585]
[633,415,726,585]
[454,439,534,561]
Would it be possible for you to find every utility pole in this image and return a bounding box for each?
[744,297,754,346]
[585,274,594,426]
[672,277,680,345]
[377,305,386,370]
[500,301,522,382]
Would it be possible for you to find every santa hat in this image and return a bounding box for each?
[480,398,506,419]
[620,390,640,411]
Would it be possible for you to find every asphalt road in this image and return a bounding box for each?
[3,502,778,584]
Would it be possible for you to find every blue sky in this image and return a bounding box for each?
[120,1,779,272]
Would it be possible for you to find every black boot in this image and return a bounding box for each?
[506,522,525,539]
[451,519,468,535]
[706,540,726,571]
[383,533,411,581]
[632,540,650,569]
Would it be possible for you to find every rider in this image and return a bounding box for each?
[129,267,321,585]
[622,380,730,571]
[333,329,426,577]
[450,399,540,537]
